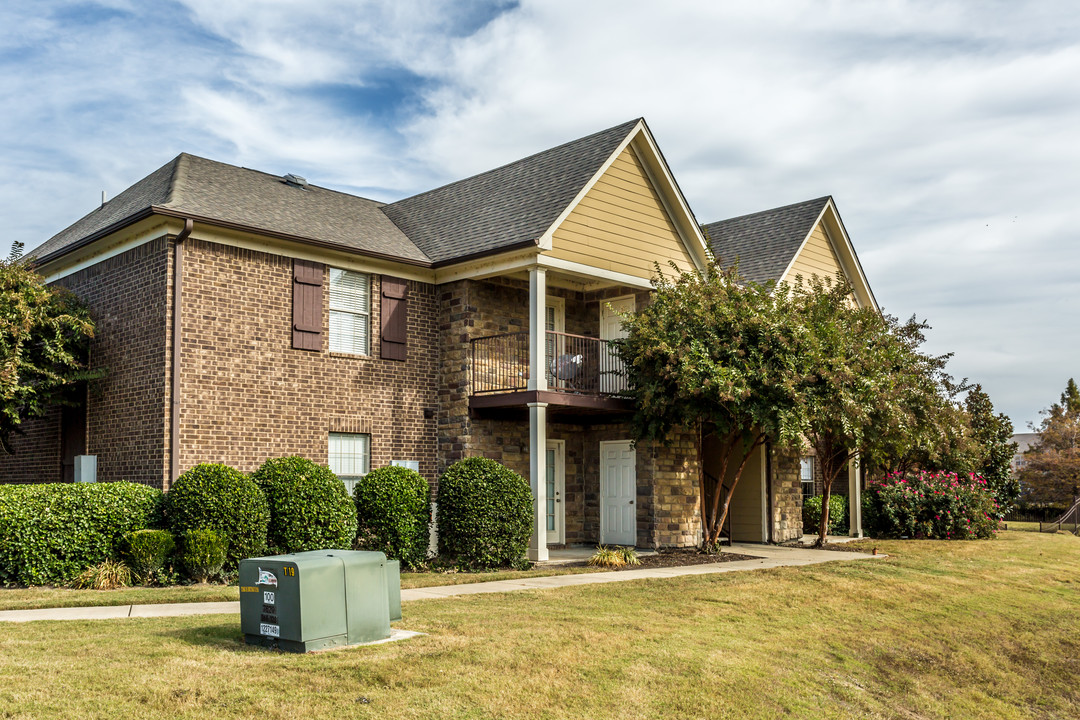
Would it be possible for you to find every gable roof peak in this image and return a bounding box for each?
[382,118,643,264]
[702,196,833,284]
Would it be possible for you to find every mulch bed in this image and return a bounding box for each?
[613,547,759,570]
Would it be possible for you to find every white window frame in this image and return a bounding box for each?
[800,457,815,498]
[329,432,371,494]
[329,268,371,355]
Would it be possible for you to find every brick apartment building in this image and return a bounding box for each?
[0,118,876,555]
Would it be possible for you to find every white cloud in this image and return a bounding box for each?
[1,0,1078,426]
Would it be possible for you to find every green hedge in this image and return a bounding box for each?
[177,529,227,582]
[437,457,532,570]
[803,494,848,536]
[354,466,431,569]
[161,463,268,567]
[251,456,357,554]
[121,529,174,581]
[0,482,161,586]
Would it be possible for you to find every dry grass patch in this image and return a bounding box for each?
[0,533,1077,719]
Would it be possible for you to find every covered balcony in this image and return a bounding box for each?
[469,330,632,413]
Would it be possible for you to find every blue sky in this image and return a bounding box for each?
[2,0,1079,429]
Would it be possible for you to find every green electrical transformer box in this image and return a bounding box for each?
[239,549,401,653]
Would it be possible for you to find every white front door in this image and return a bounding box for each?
[600,440,636,546]
[546,441,565,545]
[599,296,634,393]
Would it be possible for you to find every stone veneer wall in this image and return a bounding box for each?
[0,236,171,485]
[771,446,804,542]
[177,238,439,486]
[436,277,700,548]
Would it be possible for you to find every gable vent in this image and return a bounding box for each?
[283,173,309,189]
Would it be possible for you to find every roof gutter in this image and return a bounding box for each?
[169,218,193,488]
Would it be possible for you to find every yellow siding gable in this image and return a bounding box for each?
[547,146,697,280]
[785,222,844,284]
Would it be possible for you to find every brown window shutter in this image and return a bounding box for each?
[292,259,324,351]
[380,276,408,361]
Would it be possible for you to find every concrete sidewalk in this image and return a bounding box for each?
[0,543,883,623]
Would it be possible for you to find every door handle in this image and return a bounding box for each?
[628,500,634,505]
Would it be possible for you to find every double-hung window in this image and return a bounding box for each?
[800,457,815,497]
[329,432,370,494]
[329,268,370,355]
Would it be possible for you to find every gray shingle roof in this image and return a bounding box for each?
[30,154,428,264]
[702,197,831,284]
[382,118,641,264]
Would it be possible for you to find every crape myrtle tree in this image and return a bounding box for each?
[615,262,804,549]
[789,274,954,546]
[0,250,97,453]
[1020,379,1080,506]
[964,384,1018,514]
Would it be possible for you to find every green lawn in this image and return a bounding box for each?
[0,566,605,611]
[1005,520,1044,532]
[1,532,1078,719]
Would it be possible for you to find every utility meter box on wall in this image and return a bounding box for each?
[239,549,401,653]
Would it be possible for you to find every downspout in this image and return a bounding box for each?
[169,218,193,489]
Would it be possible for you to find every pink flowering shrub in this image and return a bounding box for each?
[867,471,998,540]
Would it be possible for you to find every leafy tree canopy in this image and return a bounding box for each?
[0,258,98,454]
[1020,378,1080,506]
[616,261,804,546]
[788,274,955,544]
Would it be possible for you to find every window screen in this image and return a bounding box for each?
[800,457,815,497]
[329,269,370,355]
[329,432,370,494]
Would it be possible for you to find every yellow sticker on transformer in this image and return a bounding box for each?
[240,586,258,593]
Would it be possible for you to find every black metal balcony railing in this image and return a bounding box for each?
[470,331,629,396]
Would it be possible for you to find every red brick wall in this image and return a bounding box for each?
[0,410,62,483]
[0,236,170,486]
[177,239,439,485]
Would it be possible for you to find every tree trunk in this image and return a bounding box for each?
[705,433,765,547]
[816,442,850,547]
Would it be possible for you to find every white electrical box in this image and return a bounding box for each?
[74,455,97,483]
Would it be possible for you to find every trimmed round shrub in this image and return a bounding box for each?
[437,457,532,570]
[177,529,227,583]
[354,466,431,569]
[802,494,848,536]
[161,463,268,567]
[121,529,175,581]
[251,456,357,554]
[0,482,161,586]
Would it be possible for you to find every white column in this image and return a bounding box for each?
[848,455,863,538]
[528,401,549,562]
[527,267,549,562]
[528,267,548,393]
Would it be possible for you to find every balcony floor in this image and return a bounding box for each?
[470,389,633,413]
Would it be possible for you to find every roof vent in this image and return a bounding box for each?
[283,173,309,189]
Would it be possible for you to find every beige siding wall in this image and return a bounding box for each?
[727,446,766,543]
[785,223,844,283]
[548,145,696,279]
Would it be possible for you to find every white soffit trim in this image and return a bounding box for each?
[535,120,643,252]
[43,218,181,283]
[537,255,653,290]
[776,201,831,289]
[776,200,878,311]
[629,124,711,271]
[188,225,436,282]
[821,199,879,311]
[434,248,541,284]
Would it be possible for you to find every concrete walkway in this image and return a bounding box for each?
[0,543,883,623]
